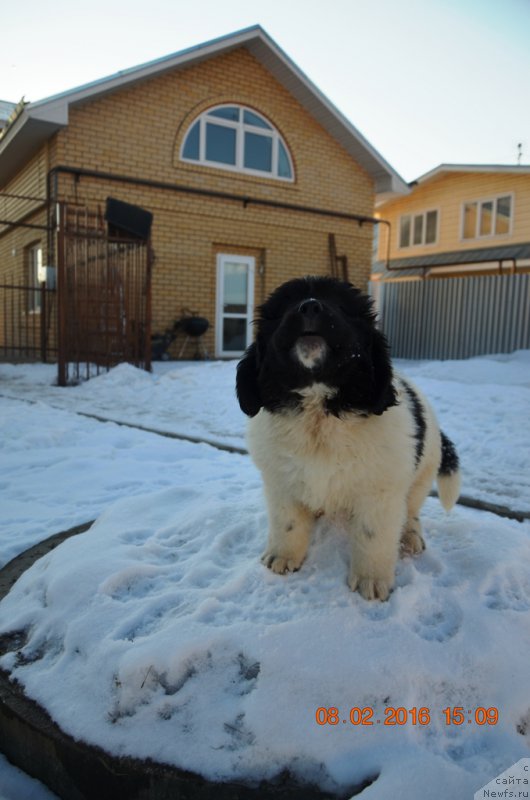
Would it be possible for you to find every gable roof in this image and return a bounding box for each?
[411,163,530,188]
[0,25,407,195]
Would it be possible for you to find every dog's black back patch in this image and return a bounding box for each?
[439,431,459,475]
[400,379,426,467]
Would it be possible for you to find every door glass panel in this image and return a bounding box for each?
[223,318,247,352]
[223,262,248,313]
[218,256,254,356]
[206,123,236,165]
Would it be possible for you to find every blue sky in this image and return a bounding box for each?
[3,0,529,181]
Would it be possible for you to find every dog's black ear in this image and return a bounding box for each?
[369,327,397,415]
[236,341,262,417]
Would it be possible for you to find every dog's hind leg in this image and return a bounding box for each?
[400,464,436,556]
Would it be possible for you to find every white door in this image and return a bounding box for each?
[216,254,255,357]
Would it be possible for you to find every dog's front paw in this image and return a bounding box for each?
[348,571,393,601]
[261,551,304,574]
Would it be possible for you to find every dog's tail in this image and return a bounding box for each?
[436,431,461,512]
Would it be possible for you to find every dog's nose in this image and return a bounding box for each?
[298,298,323,317]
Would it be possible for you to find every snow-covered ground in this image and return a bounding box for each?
[0,352,529,799]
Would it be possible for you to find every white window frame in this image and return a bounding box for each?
[460,193,514,241]
[181,104,294,182]
[398,209,439,248]
[215,254,255,358]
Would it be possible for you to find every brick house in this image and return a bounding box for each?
[0,26,406,361]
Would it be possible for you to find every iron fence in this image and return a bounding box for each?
[0,280,56,362]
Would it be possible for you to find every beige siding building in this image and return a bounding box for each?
[374,164,530,281]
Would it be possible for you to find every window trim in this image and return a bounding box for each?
[398,208,439,249]
[460,192,514,241]
[180,104,294,182]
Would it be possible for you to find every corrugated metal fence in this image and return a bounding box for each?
[375,274,530,360]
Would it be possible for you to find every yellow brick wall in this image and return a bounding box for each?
[0,148,49,284]
[377,171,530,262]
[1,46,377,358]
[49,170,371,357]
[60,48,373,217]
[0,180,49,350]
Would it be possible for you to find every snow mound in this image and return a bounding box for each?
[1,484,529,797]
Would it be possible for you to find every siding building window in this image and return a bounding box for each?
[181,104,294,181]
[399,210,438,248]
[462,195,512,240]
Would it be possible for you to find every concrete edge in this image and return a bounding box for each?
[0,522,95,602]
[0,523,375,800]
[2,392,528,521]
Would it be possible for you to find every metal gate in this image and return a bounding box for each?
[56,203,152,385]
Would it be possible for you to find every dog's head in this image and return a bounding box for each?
[236,276,396,418]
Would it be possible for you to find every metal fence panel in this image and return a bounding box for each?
[376,274,530,360]
[0,281,56,362]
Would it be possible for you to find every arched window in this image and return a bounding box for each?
[181,104,294,181]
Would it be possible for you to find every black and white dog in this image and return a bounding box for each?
[236,276,460,601]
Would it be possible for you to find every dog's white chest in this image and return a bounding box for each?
[249,392,370,515]
[247,385,413,517]
[289,384,340,452]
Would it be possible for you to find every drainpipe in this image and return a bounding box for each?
[47,165,391,264]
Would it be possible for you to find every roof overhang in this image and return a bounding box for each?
[0,111,64,186]
[373,241,530,280]
[412,163,530,187]
[0,26,407,195]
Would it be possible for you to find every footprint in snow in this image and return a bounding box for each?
[483,566,530,612]
[410,594,463,642]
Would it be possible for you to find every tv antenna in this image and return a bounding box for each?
[517,142,523,165]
